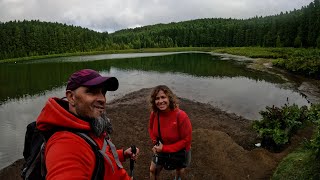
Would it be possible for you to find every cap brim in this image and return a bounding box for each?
[82,76,119,91]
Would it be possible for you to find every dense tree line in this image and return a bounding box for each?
[0,0,319,60]
[0,20,109,60]
[111,0,320,49]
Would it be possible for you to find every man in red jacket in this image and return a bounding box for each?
[36,69,139,180]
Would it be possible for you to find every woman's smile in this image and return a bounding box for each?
[155,90,170,111]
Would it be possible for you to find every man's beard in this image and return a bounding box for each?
[89,112,113,137]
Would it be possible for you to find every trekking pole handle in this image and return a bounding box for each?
[131,145,136,154]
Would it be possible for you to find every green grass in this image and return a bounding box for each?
[212,47,320,79]
[212,47,297,59]
[0,47,215,63]
[272,147,320,180]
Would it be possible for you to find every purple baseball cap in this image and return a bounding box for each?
[66,69,119,91]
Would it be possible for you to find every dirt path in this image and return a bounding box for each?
[0,87,312,180]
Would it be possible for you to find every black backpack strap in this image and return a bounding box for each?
[21,122,46,180]
[76,132,123,172]
[157,112,162,144]
[75,132,105,180]
[23,143,44,179]
[176,110,181,139]
[157,110,181,143]
[23,121,37,159]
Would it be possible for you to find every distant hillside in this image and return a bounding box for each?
[0,0,319,60]
[0,20,110,60]
[110,0,320,49]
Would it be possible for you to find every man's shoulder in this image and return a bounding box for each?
[47,130,93,149]
[44,131,97,179]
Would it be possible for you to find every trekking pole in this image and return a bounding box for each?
[154,153,159,176]
[154,139,160,176]
[130,145,137,179]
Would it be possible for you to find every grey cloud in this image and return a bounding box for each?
[0,0,314,32]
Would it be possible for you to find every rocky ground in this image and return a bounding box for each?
[0,87,313,180]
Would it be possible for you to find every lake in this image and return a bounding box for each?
[0,52,311,170]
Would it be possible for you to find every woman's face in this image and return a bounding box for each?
[155,90,170,111]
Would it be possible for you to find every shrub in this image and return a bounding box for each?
[272,49,320,79]
[306,104,320,158]
[252,103,308,152]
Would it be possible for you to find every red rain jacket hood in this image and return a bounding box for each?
[37,97,91,131]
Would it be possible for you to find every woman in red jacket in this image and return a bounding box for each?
[148,85,192,180]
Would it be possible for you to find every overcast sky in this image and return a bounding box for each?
[0,0,314,33]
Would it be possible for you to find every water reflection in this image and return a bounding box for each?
[0,52,310,170]
[0,53,284,104]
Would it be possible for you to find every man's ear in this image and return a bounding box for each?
[66,90,75,106]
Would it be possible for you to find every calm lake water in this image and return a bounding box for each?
[0,52,311,170]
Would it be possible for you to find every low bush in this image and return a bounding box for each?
[271,103,320,179]
[272,49,320,79]
[252,103,308,152]
[305,104,320,158]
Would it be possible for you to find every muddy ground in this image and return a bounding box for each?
[0,87,313,180]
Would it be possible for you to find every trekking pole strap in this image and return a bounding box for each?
[130,145,136,177]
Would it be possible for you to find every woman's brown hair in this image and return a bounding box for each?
[149,85,178,112]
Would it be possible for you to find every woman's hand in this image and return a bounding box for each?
[124,147,140,160]
[152,141,163,153]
